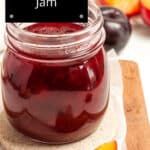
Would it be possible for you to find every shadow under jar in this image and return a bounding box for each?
[1,2,109,144]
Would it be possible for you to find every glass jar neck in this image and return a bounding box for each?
[5,1,105,63]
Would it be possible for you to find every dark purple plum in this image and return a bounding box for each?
[101,6,132,52]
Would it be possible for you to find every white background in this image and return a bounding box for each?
[0,0,150,122]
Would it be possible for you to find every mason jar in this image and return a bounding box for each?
[1,1,109,144]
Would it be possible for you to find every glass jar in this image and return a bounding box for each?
[1,2,109,144]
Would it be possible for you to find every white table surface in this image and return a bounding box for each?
[0,1,150,123]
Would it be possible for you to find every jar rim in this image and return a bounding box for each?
[5,1,105,63]
[6,1,103,39]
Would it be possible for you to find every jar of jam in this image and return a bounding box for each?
[1,2,109,144]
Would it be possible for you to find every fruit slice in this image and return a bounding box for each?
[96,0,140,17]
[141,0,150,25]
[95,141,117,150]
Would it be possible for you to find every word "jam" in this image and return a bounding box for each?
[34,0,57,10]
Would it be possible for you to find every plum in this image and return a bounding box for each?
[101,7,132,52]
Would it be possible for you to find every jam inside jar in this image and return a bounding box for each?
[2,3,109,144]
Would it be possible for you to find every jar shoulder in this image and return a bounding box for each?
[2,49,107,91]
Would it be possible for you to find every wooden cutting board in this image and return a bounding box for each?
[120,60,150,150]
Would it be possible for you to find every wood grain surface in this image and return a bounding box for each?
[120,60,150,150]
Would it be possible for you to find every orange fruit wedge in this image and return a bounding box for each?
[141,0,150,9]
[95,140,117,150]
[97,0,140,17]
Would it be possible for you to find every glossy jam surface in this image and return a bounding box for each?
[25,23,84,34]
[2,23,109,143]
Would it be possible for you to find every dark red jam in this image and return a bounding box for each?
[25,23,84,34]
[2,23,109,143]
